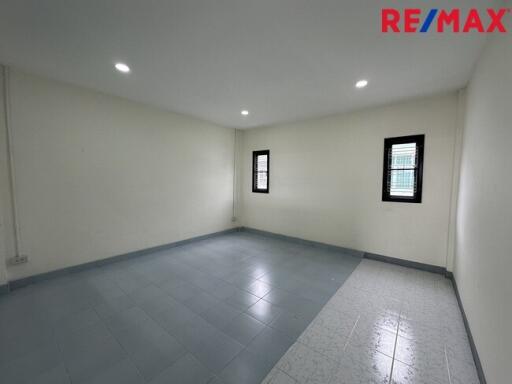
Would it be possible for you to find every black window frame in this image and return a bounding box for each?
[382,134,424,203]
[252,150,270,193]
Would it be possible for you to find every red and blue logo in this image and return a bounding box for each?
[382,8,510,33]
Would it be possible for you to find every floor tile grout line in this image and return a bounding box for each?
[110,266,251,373]
[209,302,308,380]
[157,252,291,304]
[49,330,74,384]
[135,261,310,355]
[444,343,453,384]
[342,314,360,352]
[130,284,279,381]
[275,367,299,383]
[388,314,401,384]
[91,305,149,383]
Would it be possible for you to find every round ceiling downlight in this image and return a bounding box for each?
[355,79,368,88]
[115,63,131,73]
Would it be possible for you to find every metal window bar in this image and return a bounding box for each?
[386,145,419,196]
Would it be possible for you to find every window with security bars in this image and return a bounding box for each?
[382,135,424,203]
[252,150,269,193]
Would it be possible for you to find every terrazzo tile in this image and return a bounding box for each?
[261,368,298,384]
[347,322,397,358]
[391,359,449,384]
[276,342,337,383]
[269,259,478,384]
[447,354,480,384]
[330,348,392,384]
[394,335,445,369]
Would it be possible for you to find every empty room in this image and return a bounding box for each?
[0,1,510,383]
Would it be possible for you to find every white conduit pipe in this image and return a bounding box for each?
[2,65,22,259]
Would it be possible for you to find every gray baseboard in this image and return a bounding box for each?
[5,227,449,292]
[449,275,487,384]
[8,228,238,291]
[240,227,449,276]
[239,227,364,258]
[0,283,9,296]
[364,251,448,276]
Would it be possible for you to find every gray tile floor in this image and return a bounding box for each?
[0,232,361,384]
[263,259,480,384]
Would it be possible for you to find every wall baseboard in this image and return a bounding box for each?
[7,228,238,291]
[449,275,487,384]
[5,227,450,293]
[364,252,448,276]
[238,227,364,258]
[240,227,449,275]
[0,283,9,296]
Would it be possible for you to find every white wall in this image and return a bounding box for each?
[240,93,459,267]
[455,32,512,384]
[4,69,235,281]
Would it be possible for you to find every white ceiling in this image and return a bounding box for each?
[0,0,491,128]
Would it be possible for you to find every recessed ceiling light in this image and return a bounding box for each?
[241,110,250,116]
[355,79,368,89]
[115,63,131,73]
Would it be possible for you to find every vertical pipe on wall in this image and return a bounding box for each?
[2,65,22,259]
[445,88,466,272]
[232,128,238,222]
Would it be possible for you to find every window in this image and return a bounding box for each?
[382,135,424,203]
[252,150,269,193]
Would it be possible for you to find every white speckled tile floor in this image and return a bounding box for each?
[262,259,479,384]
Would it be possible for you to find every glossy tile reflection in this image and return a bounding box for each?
[0,231,361,384]
[263,259,480,384]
